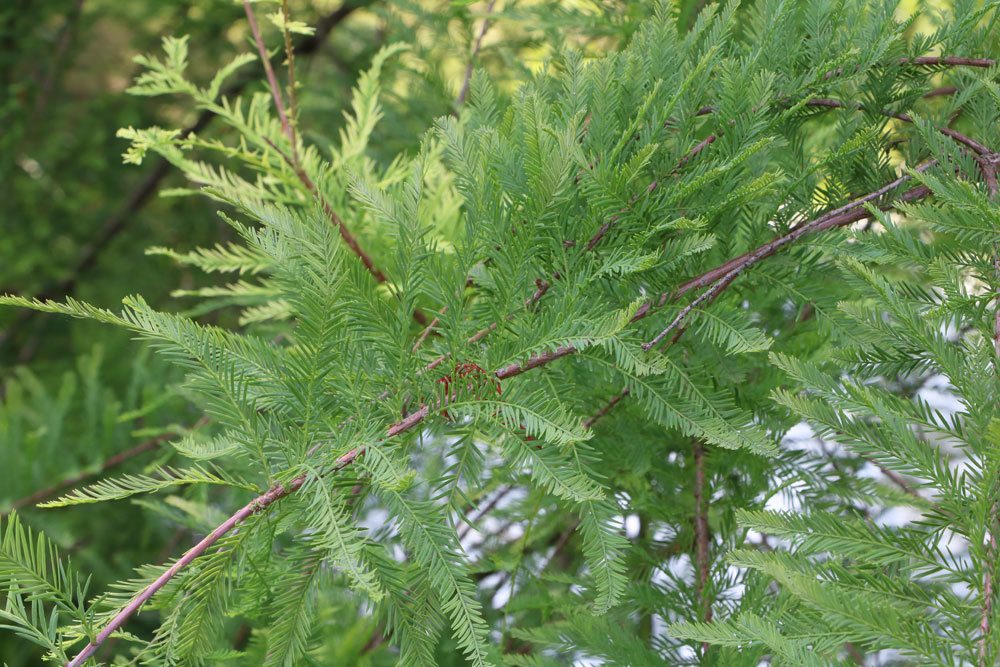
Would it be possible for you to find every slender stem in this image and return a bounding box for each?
[66,477,302,667]
[263,139,426,324]
[903,55,996,68]
[801,98,990,156]
[279,0,300,152]
[412,307,446,353]
[824,55,997,80]
[457,484,515,541]
[582,387,630,430]
[646,169,934,349]
[425,279,549,373]
[64,444,364,667]
[243,1,293,148]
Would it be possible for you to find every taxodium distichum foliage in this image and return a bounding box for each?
[3,1,1000,665]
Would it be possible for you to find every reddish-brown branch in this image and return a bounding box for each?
[263,139,430,324]
[494,345,577,380]
[675,162,935,299]
[65,444,363,667]
[647,181,932,349]
[425,279,549,373]
[66,477,301,667]
[878,465,922,499]
[904,55,996,68]
[800,97,990,156]
[243,1,293,148]
[412,307,446,353]
[250,2,428,324]
[279,0,300,146]
[824,55,997,80]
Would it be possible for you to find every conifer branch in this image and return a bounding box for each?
[425,279,549,372]
[262,115,430,325]
[823,54,997,80]
[65,477,302,667]
[412,307,447,353]
[646,172,934,349]
[63,444,368,667]
[246,1,412,319]
[801,97,991,155]
[903,55,996,67]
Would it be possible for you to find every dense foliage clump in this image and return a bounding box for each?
[4,1,1000,665]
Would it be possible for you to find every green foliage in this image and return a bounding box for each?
[3,0,1000,665]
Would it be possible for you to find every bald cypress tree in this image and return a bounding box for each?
[4,1,1000,664]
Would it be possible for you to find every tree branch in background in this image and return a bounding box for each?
[0,1,374,360]
[4,417,210,516]
[692,440,712,654]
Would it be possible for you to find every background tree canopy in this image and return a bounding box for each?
[2,0,1000,665]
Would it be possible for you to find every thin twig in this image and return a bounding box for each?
[801,97,990,156]
[582,387,630,430]
[65,444,363,667]
[243,1,293,147]
[646,165,935,349]
[824,55,997,80]
[412,307,447,353]
[280,0,300,155]
[425,279,549,373]
[65,478,302,667]
[458,484,515,541]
